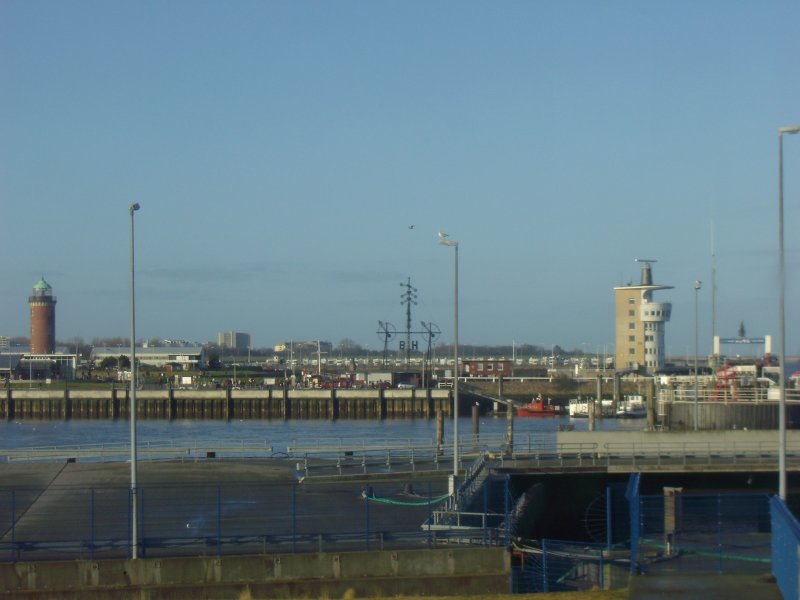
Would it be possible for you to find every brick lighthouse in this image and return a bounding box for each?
[29,277,57,354]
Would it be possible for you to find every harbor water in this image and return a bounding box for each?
[0,415,646,457]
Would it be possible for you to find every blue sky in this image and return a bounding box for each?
[1,1,798,356]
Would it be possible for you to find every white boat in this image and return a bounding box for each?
[568,398,588,418]
[616,394,646,418]
[568,398,613,418]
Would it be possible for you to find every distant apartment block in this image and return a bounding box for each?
[614,261,672,373]
[218,331,251,351]
[0,337,8,349]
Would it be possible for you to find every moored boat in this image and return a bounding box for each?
[616,394,646,418]
[517,394,564,417]
[569,397,614,418]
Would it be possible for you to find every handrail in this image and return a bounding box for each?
[4,436,800,466]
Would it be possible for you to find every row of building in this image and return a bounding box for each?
[3,262,763,382]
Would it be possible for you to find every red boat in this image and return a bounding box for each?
[516,395,564,417]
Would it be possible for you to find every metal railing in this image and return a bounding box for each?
[496,439,800,471]
[4,435,800,473]
[1,478,488,563]
[0,439,274,462]
[658,386,800,403]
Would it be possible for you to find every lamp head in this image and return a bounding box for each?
[439,239,457,247]
[779,125,800,135]
[129,203,140,213]
[695,280,702,290]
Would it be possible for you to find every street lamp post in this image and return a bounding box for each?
[694,280,702,431]
[128,202,140,559]
[438,232,459,483]
[778,125,799,501]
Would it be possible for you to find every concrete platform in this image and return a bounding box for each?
[629,572,782,599]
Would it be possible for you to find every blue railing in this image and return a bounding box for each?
[771,496,800,600]
[625,472,641,575]
[626,480,773,578]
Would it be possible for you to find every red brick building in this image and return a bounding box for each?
[462,358,511,377]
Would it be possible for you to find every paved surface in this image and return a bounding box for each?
[629,572,782,599]
[0,459,450,561]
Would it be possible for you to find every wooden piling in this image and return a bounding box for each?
[596,375,603,419]
[646,378,656,431]
[436,409,444,452]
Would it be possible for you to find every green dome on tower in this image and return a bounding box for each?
[33,277,52,291]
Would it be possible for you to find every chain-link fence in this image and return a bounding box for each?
[511,540,630,593]
[0,475,518,562]
[634,492,772,574]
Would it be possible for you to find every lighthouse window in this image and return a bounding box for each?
[628,335,635,342]
[628,309,635,316]
[628,323,635,330]
[628,298,635,304]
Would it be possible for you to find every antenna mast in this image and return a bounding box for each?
[400,278,418,366]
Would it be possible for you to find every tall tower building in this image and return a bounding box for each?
[29,277,57,354]
[614,261,672,373]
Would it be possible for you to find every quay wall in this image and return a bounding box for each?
[0,388,451,421]
[0,547,509,600]
[664,401,799,430]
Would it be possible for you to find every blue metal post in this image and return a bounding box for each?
[365,488,370,551]
[717,494,722,572]
[10,490,16,561]
[625,473,641,576]
[542,538,548,593]
[217,486,222,558]
[504,475,511,548]
[291,483,296,554]
[483,478,488,546]
[90,489,95,561]
[427,481,432,549]
[606,485,612,550]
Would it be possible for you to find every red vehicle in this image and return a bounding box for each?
[516,395,564,417]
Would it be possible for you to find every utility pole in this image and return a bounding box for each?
[400,278,418,367]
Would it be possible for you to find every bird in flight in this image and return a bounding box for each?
[408,225,415,229]
[438,231,449,239]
